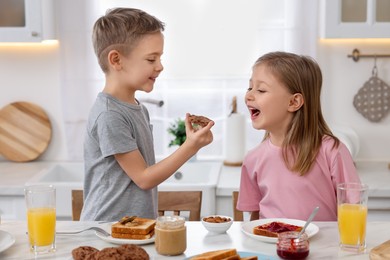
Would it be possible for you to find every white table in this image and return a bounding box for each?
[0,221,388,259]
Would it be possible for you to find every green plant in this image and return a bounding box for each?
[167,118,186,147]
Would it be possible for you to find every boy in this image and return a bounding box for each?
[81,8,214,221]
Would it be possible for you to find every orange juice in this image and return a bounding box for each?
[27,207,56,246]
[338,203,367,246]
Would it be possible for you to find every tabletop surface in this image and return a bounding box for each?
[0,220,389,259]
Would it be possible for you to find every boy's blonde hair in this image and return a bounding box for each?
[254,51,339,175]
[92,8,165,73]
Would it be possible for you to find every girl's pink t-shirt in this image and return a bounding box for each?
[237,137,360,221]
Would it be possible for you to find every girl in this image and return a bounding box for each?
[237,52,360,221]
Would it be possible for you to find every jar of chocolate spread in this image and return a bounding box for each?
[155,216,186,255]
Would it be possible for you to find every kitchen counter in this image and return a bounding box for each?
[1,220,389,259]
[0,162,52,195]
[0,160,389,220]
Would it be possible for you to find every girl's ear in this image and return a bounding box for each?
[288,93,304,112]
[108,50,122,71]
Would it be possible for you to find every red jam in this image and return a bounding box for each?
[276,231,310,260]
[267,222,301,233]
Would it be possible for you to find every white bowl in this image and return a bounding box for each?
[201,215,233,234]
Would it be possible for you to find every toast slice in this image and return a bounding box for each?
[190,249,238,260]
[253,221,302,237]
[111,229,155,240]
[111,217,156,236]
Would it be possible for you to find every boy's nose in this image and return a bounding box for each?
[156,61,164,72]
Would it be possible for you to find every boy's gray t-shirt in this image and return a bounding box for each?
[81,92,157,221]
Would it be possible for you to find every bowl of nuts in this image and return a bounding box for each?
[201,215,233,233]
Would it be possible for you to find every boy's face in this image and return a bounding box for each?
[119,32,164,93]
[245,64,294,136]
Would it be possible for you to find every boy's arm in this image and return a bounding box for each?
[115,113,214,190]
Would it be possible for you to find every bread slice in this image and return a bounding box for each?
[111,217,156,236]
[240,256,258,260]
[190,249,238,260]
[253,221,302,237]
[111,230,154,240]
[222,255,240,260]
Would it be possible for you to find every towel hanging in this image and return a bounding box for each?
[353,57,390,122]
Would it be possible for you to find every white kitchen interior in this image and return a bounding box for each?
[0,0,389,222]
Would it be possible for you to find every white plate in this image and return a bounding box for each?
[95,231,155,245]
[0,230,16,253]
[241,218,319,243]
[94,223,155,245]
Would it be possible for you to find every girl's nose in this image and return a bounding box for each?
[245,91,254,101]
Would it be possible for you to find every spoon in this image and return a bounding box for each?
[296,206,320,240]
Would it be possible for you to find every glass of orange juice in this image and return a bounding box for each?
[25,185,56,254]
[337,183,368,253]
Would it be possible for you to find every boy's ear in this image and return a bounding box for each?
[108,50,122,70]
[288,93,304,112]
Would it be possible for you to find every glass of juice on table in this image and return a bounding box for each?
[337,183,368,253]
[25,185,56,254]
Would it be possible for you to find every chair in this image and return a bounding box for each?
[158,191,202,221]
[232,191,244,221]
[71,190,203,221]
[71,190,84,221]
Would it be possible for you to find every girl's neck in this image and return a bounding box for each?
[268,133,285,147]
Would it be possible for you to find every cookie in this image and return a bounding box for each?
[188,114,211,127]
[92,247,123,260]
[72,246,99,260]
[119,244,149,260]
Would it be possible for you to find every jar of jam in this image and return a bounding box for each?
[155,216,186,256]
[276,231,310,259]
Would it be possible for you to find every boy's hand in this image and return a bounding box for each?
[184,113,214,149]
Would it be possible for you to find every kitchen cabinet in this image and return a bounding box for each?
[321,0,390,38]
[0,0,55,42]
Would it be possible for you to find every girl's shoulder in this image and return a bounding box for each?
[320,135,351,157]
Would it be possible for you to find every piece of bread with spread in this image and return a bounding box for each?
[111,216,156,240]
[253,221,303,237]
[190,248,239,260]
[188,114,212,127]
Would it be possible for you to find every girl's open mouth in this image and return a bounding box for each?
[249,107,260,118]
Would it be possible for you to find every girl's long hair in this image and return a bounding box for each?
[254,52,339,175]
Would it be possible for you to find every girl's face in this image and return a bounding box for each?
[245,64,295,138]
[119,32,164,93]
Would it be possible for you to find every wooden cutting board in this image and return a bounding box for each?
[0,101,52,162]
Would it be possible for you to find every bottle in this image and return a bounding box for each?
[276,231,310,259]
[155,216,186,255]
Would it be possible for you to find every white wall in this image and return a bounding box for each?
[0,1,389,163]
[0,43,68,162]
[318,40,390,161]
